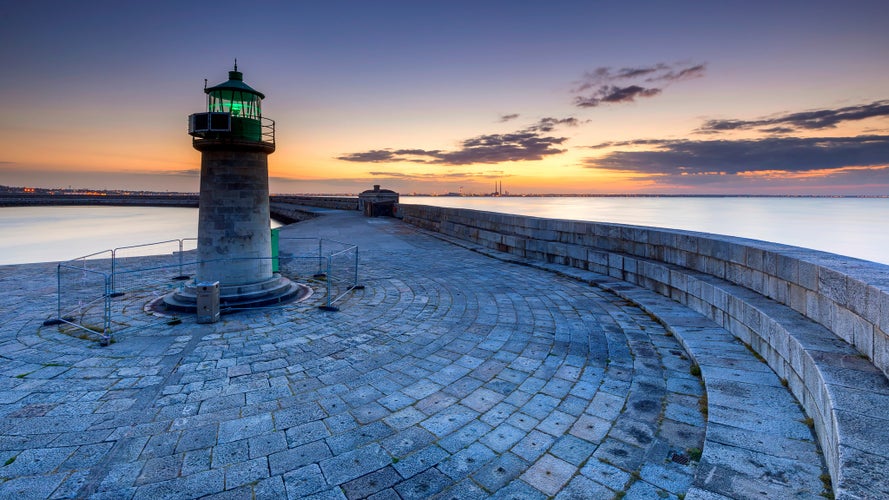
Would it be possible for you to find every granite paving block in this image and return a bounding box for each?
[549,434,596,466]
[269,439,332,476]
[520,453,575,496]
[487,479,545,499]
[285,420,331,448]
[340,465,401,500]
[392,445,449,479]
[472,451,528,492]
[479,423,525,453]
[394,467,451,499]
[437,442,496,480]
[224,457,269,490]
[319,443,392,486]
[554,475,615,500]
[283,464,328,499]
[437,419,491,453]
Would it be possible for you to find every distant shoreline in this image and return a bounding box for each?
[3,190,888,204]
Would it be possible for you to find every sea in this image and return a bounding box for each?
[0,197,887,266]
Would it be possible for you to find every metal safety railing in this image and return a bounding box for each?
[48,236,359,345]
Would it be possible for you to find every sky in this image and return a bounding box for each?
[1,0,888,195]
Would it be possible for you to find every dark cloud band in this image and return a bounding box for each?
[586,135,889,175]
[699,100,889,133]
[338,117,578,165]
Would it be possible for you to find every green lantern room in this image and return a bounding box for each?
[188,62,273,145]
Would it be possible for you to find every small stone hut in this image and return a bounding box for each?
[358,185,399,217]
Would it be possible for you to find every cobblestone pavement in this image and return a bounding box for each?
[0,211,823,498]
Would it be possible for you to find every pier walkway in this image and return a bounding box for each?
[0,210,827,498]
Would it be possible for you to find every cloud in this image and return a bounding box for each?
[530,116,583,132]
[585,135,889,177]
[338,117,580,165]
[698,100,889,133]
[499,113,520,122]
[575,85,662,108]
[367,170,505,180]
[161,168,200,176]
[572,62,705,108]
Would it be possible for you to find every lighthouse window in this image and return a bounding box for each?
[208,91,262,120]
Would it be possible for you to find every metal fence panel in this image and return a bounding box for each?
[51,237,360,343]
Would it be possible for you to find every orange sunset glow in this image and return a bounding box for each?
[2,2,888,195]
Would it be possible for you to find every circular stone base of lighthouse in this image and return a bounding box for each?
[161,275,311,313]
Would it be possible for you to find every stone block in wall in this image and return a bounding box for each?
[820,294,839,333]
[662,247,679,267]
[670,288,687,304]
[704,256,726,279]
[776,279,790,304]
[744,303,764,335]
[501,234,524,252]
[538,229,559,242]
[777,254,800,283]
[845,278,870,320]
[728,242,747,265]
[766,318,790,363]
[874,327,889,378]
[711,286,727,311]
[746,247,765,272]
[694,278,711,304]
[727,316,753,345]
[853,316,875,359]
[686,295,703,314]
[878,292,889,340]
[864,285,883,327]
[806,290,821,323]
[546,241,568,258]
[762,251,779,275]
[712,239,732,263]
[566,243,586,262]
[790,284,807,315]
[588,251,609,267]
[725,262,746,287]
[749,270,767,295]
[526,250,544,261]
[819,267,848,306]
[683,251,701,273]
[623,257,637,274]
[676,233,697,253]
[798,259,819,290]
[665,248,684,267]
[608,253,623,272]
[478,229,501,246]
[764,275,780,301]
[669,269,688,292]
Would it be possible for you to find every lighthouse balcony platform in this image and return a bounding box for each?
[188,112,275,152]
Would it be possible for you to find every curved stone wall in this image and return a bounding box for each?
[398,203,889,499]
[270,195,358,211]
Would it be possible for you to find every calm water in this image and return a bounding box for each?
[402,196,889,266]
[1,198,887,266]
[0,206,281,266]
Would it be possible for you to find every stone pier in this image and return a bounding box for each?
[0,204,885,498]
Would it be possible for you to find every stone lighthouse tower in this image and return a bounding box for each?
[165,63,302,312]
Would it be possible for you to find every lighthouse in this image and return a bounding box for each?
[164,63,303,312]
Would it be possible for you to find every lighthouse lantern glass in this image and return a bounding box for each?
[208,90,262,120]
